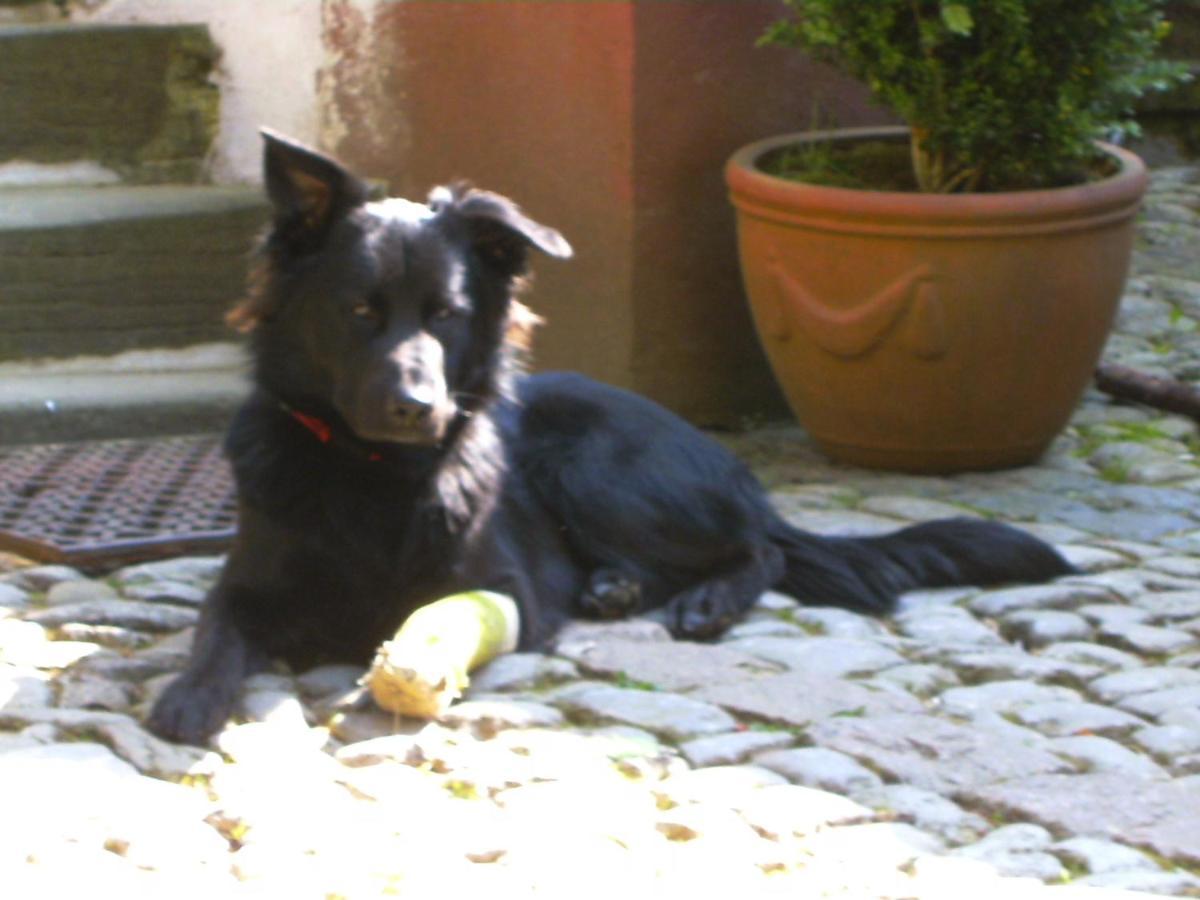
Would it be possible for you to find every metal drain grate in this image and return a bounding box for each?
[0,434,236,571]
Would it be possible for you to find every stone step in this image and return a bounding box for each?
[0,184,268,362]
[0,344,248,445]
[0,23,219,183]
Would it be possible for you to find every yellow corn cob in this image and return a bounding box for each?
[364,590,520,718]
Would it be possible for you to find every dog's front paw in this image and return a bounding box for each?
[145,674,235,745]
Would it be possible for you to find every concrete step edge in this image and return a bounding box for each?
[1,343,249,444]
[0,184,267,231]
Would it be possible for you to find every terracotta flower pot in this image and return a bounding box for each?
[725,126,1148,473]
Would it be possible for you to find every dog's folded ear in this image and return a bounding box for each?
[433,186,572,276]
[261,128,369,249]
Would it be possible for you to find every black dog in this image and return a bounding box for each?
[147,131,1074,744]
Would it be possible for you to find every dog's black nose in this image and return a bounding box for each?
[388,390,435,427]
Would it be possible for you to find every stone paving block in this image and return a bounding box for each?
[867,663,961,697]
[1091,539,1170,563]
[1038,641,1146,672]
[960,773,1200,866]
[855,783,989,844]
[0,582,31,613]
[56,623,154,651]
[1146,556,1200,579]
[25,599,198,633]
[753,746,884,796]
[55,671,136,713]
[721,636,905,677]
[752,590,800,613]
[788,607,892,639]
[895,606,1006,646]
[556,637,778,692]
[932,648,1101,687]
[1000,610,1094,647]
[44,579,119,606]
[1115,685,1200,721]
[1130,589,1200,622]
[1132,724,1200,761]
[1048,735,1169,779]
[938,681,1082,718]
[439,699,566,737]
[110,556,225,588]
[466,653,579,694]
[1098,622,1200,655]
[1077,869,1200,894]
[858,496,982,521]
[732,783,875,839]
[1076,603,1153,628]
[774,508,901,537]
[689,672,923,728]
[120,581,207,608]
[1090,667,1200,703]
[1088,441,1198,484]
[952,823,1066,882]
[0,707,214,777]
[893,586,977,615]
[805,713,1072,795]
[1053,835,1162,875]
[550,683,737,741]
[969,584,1115,617]
[1056,545,1131,573]
[1011,701,1148,739]
[0,662,53,708]
[721,618,807,640]
[1069,569,1200,601]
[678,729,796,768]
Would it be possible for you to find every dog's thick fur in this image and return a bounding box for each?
[146,132,1075,744]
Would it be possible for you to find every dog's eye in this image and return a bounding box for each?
[351,302,380,322]
[430,306,461,322]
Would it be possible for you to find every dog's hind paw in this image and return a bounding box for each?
[665,583,741,641]
[579,569,643,620]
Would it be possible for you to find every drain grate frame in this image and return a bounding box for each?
[0,434,237,572]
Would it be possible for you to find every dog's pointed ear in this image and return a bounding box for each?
[261,128,369,246]
[433,186,572,276]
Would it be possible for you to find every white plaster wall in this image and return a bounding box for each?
[78,0,327,183]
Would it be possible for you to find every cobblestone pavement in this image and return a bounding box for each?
[3,167,1200,898]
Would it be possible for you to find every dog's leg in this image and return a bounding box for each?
[145,585,268,745]
[663,544,785,640]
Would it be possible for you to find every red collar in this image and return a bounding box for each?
[288,408,334,444]
[284,406,383,462]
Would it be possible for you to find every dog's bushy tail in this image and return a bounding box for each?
[771,517,1076,614]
